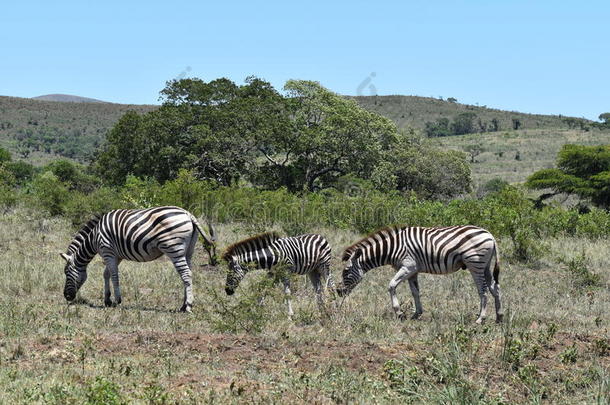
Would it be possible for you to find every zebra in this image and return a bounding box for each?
[223,232,333,317]
[337,225,503,324]
[60,206,217,312]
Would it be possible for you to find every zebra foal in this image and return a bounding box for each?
[337,225,503,323]
[223,232,333,317]
[60,206,217,312]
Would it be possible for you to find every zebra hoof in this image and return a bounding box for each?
[179,304,192,313]
[411,312,422,320]
[496,314,504,323]
[397,312,407,321]
[104,299,112,307]
[475,317,485,325]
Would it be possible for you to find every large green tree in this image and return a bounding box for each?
[258,80,397,191]
[526,144,610,208]
[95,76,471,198]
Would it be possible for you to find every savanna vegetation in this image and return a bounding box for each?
[0,77,609,403]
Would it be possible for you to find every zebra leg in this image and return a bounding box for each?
[103,256,122,306]
[308,271,324,308]
[170,256,193,313]
[389,261,418,320]
[408,275,423,319]
[282,278,294,318]
[470,270,488,324]
[487,270,503,323]
[103,266,112,307]
[320,263,335,291]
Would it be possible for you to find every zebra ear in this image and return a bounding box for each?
[60,253,71,263]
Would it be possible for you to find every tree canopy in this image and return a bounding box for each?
[526,144,610,208]
[95,77,471,198]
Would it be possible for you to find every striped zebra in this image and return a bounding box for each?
[223,232,333,317]
[60,206,217,312]
[337,225,503,323]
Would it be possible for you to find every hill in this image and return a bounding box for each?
[433,127,610,189]
[0,96,156,163]
[1,94,607,188]
[32,94,108,103]
[351,95,584,132]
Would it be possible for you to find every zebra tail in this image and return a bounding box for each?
[492,244,500,285]
[190,215,211,244]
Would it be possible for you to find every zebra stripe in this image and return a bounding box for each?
[223,233,333,316]
[60,206,217,312]
[338,225,503,323]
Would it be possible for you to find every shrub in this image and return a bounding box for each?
[30,172,70,216]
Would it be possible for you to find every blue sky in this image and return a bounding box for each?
[1,1,608,119]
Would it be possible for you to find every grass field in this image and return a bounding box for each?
[433,128,610,189]
[0,208,608,403]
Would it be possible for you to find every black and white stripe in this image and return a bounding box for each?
[60,206,217,312]
[223,232,333,316]
[338,225,503,323]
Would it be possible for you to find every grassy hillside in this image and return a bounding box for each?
[0,208,608,403]
[433,128,610,189]
[0,96,156,163]
[351,95,585,132]
[1,94,607,189]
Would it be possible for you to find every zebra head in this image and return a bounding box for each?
[60,253,88,302]
[224,257,246,295]
[337,249,364,297]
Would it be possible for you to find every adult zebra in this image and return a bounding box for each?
[337,225,503,323]
[60,206,217,312]
[223,232,333,317]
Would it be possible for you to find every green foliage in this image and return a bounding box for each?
[387,134,472,199]
[560,345,578,365]
[30,172,70,216]
[85,376,125,405]
[383,359,421,397]
[96,77,469,198]
[203,272,282,334]
[451,112,477,135]
[45,159,100,193]
[526,144,610,208]
[477,178,509,197]
[562,252,601,290]
[5,161,35,185]
[0,147,11,164]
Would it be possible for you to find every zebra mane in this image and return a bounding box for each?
[341,225,404,261]
[221,231,281,261]
[67,215,101,255]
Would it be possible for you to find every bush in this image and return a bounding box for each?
[30,172,70,216]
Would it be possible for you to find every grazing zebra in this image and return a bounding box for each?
[337,225,503,323]
[223,232,333,317]
[60,206,217,312]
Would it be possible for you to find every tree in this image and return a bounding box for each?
[465,143,483,163]
[490,118,500,132]
[95,77,288,186]
[512,118,521,130]
[451,112,477,135]
[599,113,610,124]
[424,118,451,137]
[261,80,397,191]
[372,132,471,199]
[526,144,610,208]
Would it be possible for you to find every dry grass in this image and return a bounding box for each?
[0,208,608,403]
